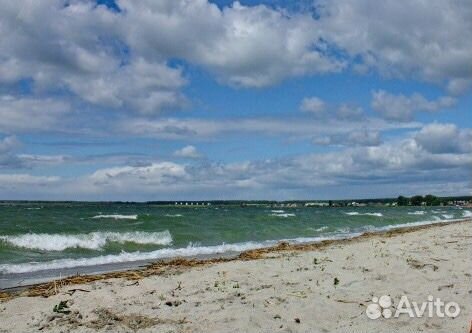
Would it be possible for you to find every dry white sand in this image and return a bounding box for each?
[1,220,471,332]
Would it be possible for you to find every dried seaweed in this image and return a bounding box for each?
[1,218,469,300]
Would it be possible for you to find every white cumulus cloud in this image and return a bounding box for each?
[371,90,456,121]
[173,145,203,159]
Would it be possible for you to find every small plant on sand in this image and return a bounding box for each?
[334,277,339,286]
[53,300,71,314]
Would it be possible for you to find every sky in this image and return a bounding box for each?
[0,0,471,201]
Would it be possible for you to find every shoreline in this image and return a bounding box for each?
[1,217,470,299]
[0,218,470,332]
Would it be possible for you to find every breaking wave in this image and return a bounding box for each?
[0,232,361,274]
[0,231,172,251]
[91,214,138,220]
[463,210,472,218]
[408,211,425,215]
[344,212,383,217]
[0,217,461,275]
[270,213,296,217]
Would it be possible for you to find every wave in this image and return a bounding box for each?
[271,210,285,213]
[463,210,472,218]
[0,231,172,251]
[314,226,328,232]
[92,214,138,220]
[0,233,360,274]
[374,217,461,231]
[442,214,454,219]
[0,218,462,275]
[408,211,425,215]
[165,214,182,217]
[344,212,383,217]
[270,213,296,218]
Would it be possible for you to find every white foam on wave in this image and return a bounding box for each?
[270,213,296,218]
[271,210,285,213]
[314,226,328,232]
[408,211,425,215]
[463,210,472,218]
[344,212,383,217]
[165,214,183,217]
[375,217,462,231]
[92,214,138,220]
[0,231,172,251]
[0,241,273,274]
[0,232,363,274]
[1,217,466,275]
[442,214,454,219]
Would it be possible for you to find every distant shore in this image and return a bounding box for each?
[0,218,470,332]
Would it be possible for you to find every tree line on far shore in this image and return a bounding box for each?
[397,194,442,206]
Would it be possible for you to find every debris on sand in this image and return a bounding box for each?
[53,300,71,315]
[87,308,159,330]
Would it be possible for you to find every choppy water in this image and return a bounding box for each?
[0,202,469,277]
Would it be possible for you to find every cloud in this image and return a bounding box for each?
[318,0,472,91]
[0,136,20,154]
[313,129,381,147]
[16,154,70,166]
[0,95,71,132]
[118,116,418,140]
[0,0,345,117]
[336,104,364,120]
[81,123,472,198]
[371,90,456,121]
[300,97,326,115]
[300,97,365,120]
[0,135,21,169]
[0,1,187,114]
[88,162,189,190]
[173,145,203,159]
[447,78,472,95]
[415,123,472,154]
[0,0,470,123]
[1,122,470,200]
[0,136,74,169]
[64,58,188,114]
[0,173,61,191]
[72,137,472,199]
[120,0,344,88]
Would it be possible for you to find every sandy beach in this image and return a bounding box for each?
[0,219,470,332]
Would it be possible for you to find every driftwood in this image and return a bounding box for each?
[65,288,90,296]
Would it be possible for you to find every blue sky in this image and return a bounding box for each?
[0,0,471,200]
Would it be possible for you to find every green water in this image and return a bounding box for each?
[0,202,468,275]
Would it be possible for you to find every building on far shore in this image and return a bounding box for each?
[304,202,329,207]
